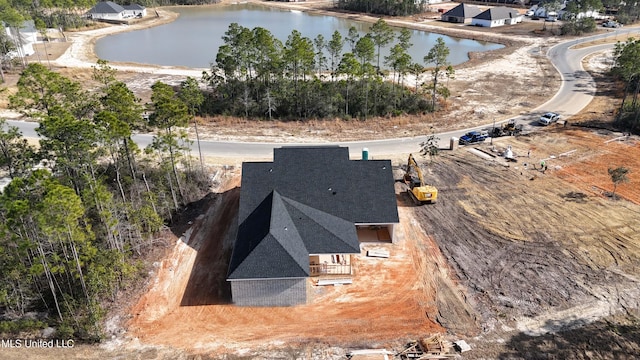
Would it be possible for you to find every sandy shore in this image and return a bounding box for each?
[50,7,205,77]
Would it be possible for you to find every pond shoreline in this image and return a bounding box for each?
[54,0,523,74]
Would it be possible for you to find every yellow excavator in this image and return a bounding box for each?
[403,154,438,205]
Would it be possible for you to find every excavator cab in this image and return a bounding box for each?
[403,173,422,189]
[404,154,438,205]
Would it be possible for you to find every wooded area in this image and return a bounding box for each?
[0,62,210,340]
[202,21,454,120]
[612,38,640,132]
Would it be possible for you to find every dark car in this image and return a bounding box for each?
[459,130,489,145]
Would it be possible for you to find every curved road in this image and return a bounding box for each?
[7,27,640,160]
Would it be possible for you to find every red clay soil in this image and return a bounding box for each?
[551,128,640,205]
[127,177,448,354]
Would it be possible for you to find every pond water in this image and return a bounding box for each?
[95,4,504,69]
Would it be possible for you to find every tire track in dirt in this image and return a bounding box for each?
[411,148,640,335]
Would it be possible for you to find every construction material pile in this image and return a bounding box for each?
[397,334,455,359]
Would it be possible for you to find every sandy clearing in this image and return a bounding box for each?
[50,8,206,78]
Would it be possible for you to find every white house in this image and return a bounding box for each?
[123,4,147,18]
[87,1,125,21]
[441,3,482,24]
[3,20,38,58]
[87,1,146,21]
[471,7,523,27]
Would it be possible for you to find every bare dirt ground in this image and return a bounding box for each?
[2,2,640,359]
[116,48,640,357]
[116,122,640,359]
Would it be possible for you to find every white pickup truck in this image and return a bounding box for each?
[539,112,560,126]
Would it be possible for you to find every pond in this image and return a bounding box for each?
[95,3,504,69]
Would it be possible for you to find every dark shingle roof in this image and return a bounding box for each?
[238,146,398,225]
[88,1,125,14]
[443,3,482,18]
[228,191,311,279]
[228,146,398,280]
[474,7,521,20]
[227,190,360,279]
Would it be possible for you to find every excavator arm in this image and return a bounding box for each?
[404,154,438,204]
[406,153,426,187]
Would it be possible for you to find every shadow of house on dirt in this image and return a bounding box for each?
[178,187,240,306]
[498,317,640,359]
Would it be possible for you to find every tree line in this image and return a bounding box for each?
[202,20,454,120]
[335,0,424,17]
[612,38,640,132]
[1,61,209,340]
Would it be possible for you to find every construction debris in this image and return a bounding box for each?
[453,340,471,353]
[397,334,455,359]
[367,248,390,258]
[347,349,395,359]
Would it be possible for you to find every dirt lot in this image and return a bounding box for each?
[109,124,639,359]
[116,36,640,357]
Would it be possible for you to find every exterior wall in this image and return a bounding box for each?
[315,253,351,266]
[310,254,352,276]
[471,18,503,27]
[5,27,36,57]
[441,15,466,23]
[388,223,396,243]
[91,12,123,20]
[21,42,34,56]
[123,9,147,17]
[511,16,523,24]
[230,278,306,306]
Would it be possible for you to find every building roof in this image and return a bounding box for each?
[443,3,482,18]
[474,7,521,21]
[228,146,399,280]
[88,1,125,14]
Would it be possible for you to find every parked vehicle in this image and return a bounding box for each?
[602,20,621,28]
[459,130,489,145]
[539,112,560,126]
[491,119,523,137]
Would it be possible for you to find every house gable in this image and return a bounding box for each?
[474,6,520,21]
[472,6,522,27]
[228,191,310,280]
[442,3,482,19]
[280,196,360,255]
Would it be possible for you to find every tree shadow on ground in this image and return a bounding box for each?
[499,316,640,359]
[169,192,218,239]
[178,187,240,306]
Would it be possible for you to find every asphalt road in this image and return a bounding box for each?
[6,27,640,160]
